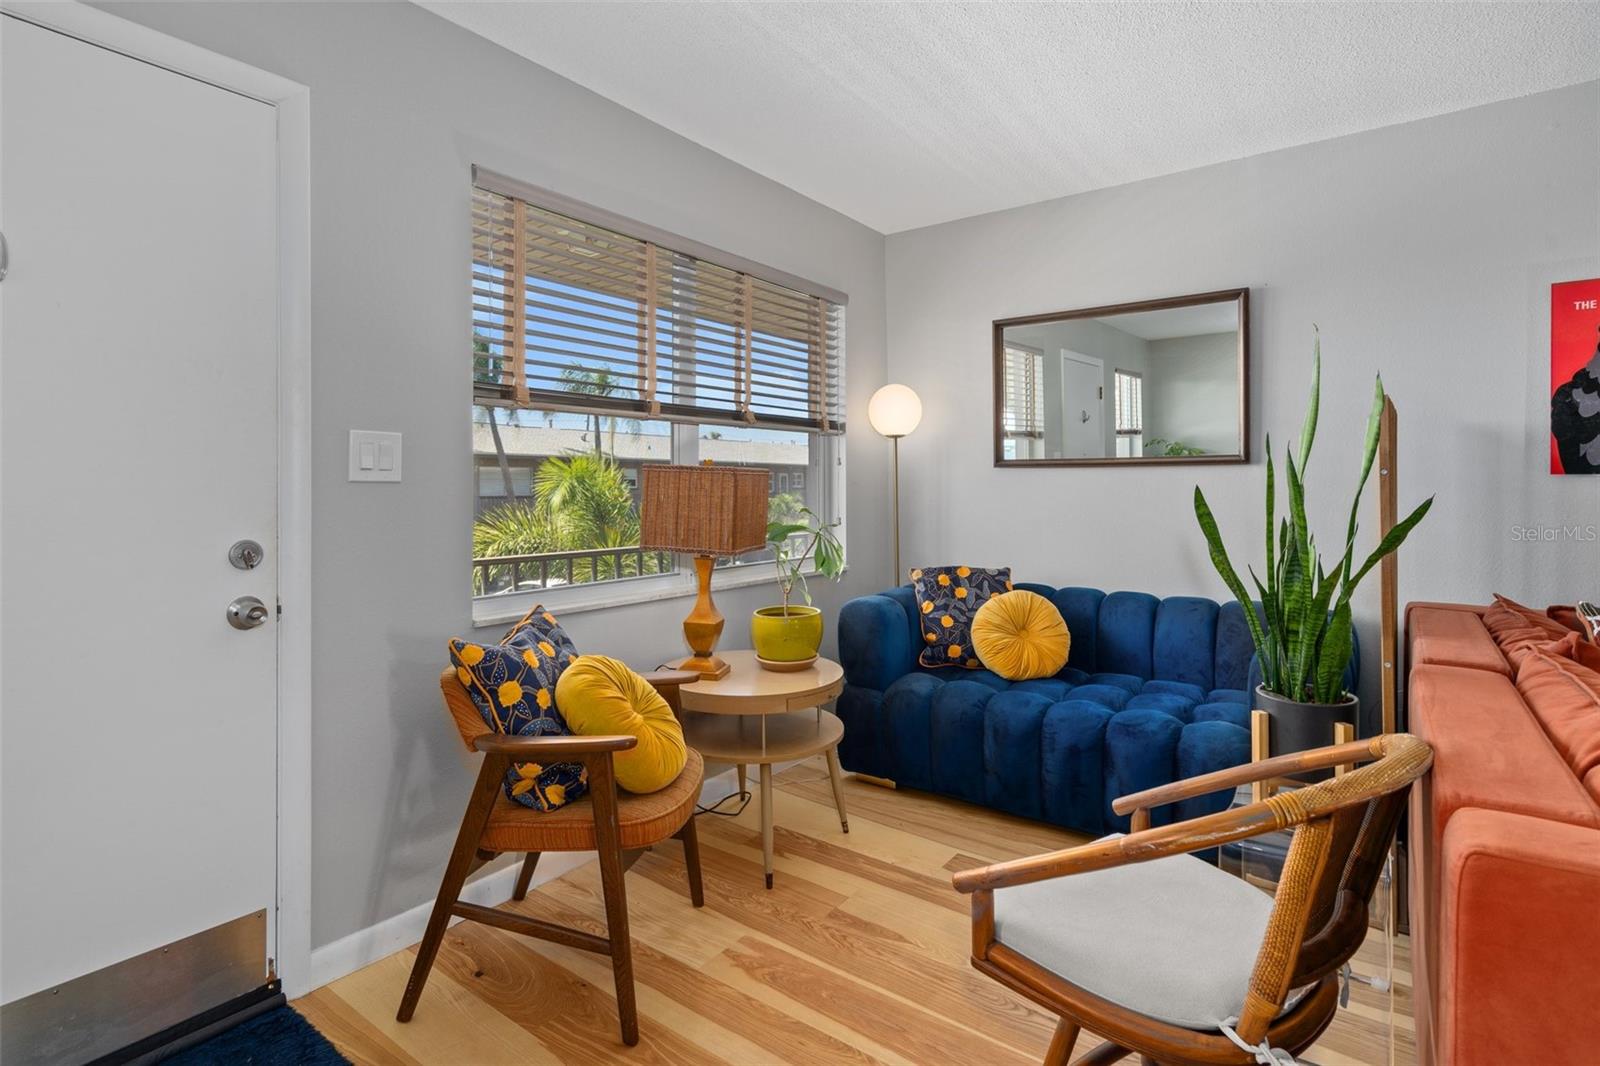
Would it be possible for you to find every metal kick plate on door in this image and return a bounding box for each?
[0,910,268,1066]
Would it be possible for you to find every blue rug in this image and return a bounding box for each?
[164,1006,348,1065]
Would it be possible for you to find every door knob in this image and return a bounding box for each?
[227,595,270,630]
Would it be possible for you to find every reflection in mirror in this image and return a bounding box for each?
[995,290,1248,465]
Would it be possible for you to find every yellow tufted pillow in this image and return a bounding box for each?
[555,655,688,794]
[971,590,1071,680]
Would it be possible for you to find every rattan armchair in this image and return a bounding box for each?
[953,733,1432,1066]
[397,667,705,1046]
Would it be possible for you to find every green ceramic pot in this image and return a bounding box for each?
[750,605,823,662]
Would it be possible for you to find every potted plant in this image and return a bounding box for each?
[1193,333,1433,759]
[751,505,845,669]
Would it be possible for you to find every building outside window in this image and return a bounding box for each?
[469,172,845,617]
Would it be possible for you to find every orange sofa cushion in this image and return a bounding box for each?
[1482,601,1569,674]
[1517,647,1600,791]
[1438,809,1600,1066]
[1408,606,1510,676]
[1407,664,1600,833]
[1542,630,1600,672]
[1491,593,1573,639]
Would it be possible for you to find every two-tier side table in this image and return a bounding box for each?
[671,650,847,889]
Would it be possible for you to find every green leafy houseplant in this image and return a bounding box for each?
[765,506,845,614]
[751,506,844,665]
[1193,334,1433,704]
[1146,437,1208,457]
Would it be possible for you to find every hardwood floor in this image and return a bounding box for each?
[296,758,1414,1065]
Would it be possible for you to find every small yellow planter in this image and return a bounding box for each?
[750,606,823,663]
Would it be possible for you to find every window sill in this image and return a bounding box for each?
[470,564,846,630]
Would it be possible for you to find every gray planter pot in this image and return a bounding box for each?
[1256,684,1359,782]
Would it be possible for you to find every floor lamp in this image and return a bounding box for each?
[868,384,922,584]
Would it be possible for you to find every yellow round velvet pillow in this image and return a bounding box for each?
[971,590,1071,680]
[555,655,687,794]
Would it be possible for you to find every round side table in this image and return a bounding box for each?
[671,650,846,889]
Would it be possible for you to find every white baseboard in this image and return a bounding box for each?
[302,765,746,995]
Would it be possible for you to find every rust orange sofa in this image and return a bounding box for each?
[1406,601,1600,1066]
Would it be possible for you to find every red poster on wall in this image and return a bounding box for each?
[1551,278,1600,475]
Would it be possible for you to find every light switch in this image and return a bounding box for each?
[349,430,402,482]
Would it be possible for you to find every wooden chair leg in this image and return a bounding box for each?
[677,814,705,907]
[590,757,638,1046]
[1075,1041,1134,1066]
[1044,1018,1080,1066]
[512,851,540,901]
[398,757,506,1023]
[737,762,747,797]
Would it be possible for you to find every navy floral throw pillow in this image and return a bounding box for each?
[911,565,1012,668]
[448,605,586,810]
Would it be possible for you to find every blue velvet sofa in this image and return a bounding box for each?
[837,584,1356,836]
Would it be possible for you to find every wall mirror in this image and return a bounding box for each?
[993,288,1249,466]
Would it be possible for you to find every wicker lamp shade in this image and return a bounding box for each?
[639,464,770,557]
[639,463,770,681]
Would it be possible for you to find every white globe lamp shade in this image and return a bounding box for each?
[868,384,922,439]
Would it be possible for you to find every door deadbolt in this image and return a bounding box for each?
[229,539,264,570]
[227,596,270,630]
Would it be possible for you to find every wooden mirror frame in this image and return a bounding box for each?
[992,287,1250,467]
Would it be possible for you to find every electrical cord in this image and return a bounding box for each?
[695,789,752,818]
[656,661,751,820]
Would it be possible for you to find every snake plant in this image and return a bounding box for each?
[1193,332,1433,704]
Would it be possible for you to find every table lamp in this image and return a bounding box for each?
[640,462,771,680]
[868,383,922,583]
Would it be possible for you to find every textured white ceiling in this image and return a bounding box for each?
[421,1,1600,233]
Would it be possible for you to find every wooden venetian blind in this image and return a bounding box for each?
[1114,369,1143,434]
[1002,345,1044,438]
[471,173,845,433]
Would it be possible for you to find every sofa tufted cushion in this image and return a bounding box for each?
[870,666,1251,831]
[972,590,1071,679]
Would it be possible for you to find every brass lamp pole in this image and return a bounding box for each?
[867,384,922,584]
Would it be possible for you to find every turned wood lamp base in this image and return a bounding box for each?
[680,554,732,681]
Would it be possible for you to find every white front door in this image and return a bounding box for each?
[1,13,280,1007]
[1059,351,1105,459]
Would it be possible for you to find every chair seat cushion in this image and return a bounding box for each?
[993,840,1306,1030]
[480,749,704,853]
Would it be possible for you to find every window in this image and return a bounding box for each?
[469,168,846,613]
[1114,369,1143,434]
[1001,344,1044,440]
[476,462,533,499]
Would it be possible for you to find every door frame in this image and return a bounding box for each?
[1058,349,1104,458]
[2,1,314,997]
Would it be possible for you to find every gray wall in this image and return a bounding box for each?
[100,1,890,949]
[1144,332,1241,455]
[887,82,1600,718]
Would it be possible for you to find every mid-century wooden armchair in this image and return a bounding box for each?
[954,733,1432,1066]
[397,667,705,1046]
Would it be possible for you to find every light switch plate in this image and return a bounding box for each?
[349,430,401,482]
